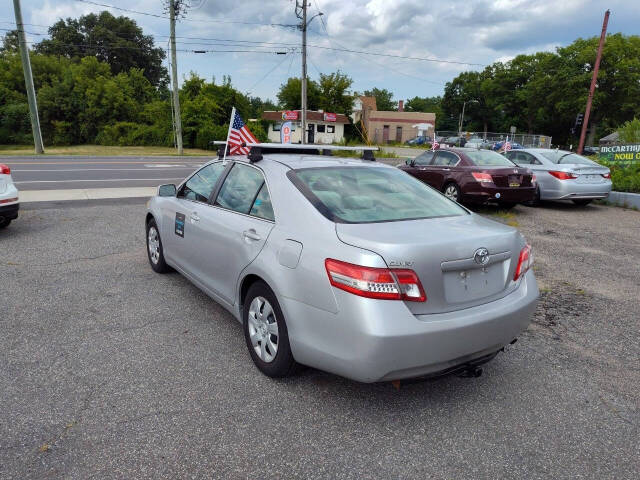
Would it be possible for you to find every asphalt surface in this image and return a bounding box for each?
[1,200,639,479]
[1,156,209,190]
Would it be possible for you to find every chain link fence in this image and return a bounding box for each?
[436,131,552,149]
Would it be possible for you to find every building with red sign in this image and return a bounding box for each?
[352,97,436,144]
[262,110,349,144]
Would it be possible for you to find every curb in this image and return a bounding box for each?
[18,187,157,203]
[607,191,640,209]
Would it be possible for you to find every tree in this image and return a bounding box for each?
[34,11,167,87]
[363,87,395,111]
[618,118,640,143]
[277,77,321,110]
[317,71,354,116]
[405,96,452,129]
[1,30,19,54]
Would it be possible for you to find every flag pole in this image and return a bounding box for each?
[223,106,235,162]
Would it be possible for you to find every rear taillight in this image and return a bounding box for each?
[472,172,493,183]
[531,174,537,185]
[513,244,533,281]
[0,164,10,175]
[549,171,577,180]
[325,259,426,302]
[601,172,611,179]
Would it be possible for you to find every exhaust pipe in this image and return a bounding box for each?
[459,366,483,378]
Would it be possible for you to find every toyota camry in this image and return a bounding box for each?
[145,144,539,383]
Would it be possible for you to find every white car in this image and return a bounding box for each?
[0,163,19,229]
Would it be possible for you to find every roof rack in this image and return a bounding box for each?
[212,141,379,162]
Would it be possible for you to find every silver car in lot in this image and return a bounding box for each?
[145,145,539,383]
[506,149,612,205]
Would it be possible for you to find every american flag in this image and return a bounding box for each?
[228,109,258,155]
[432,132,439,151]
[504,136,512,152]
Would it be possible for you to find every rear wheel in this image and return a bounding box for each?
[443,183,461,203]
[526,185,541,207]
[0,218,11,229]
[243,282,297,378]
[572,199,592,206]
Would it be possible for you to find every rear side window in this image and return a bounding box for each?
[289,166,467,224]
[216,163,271,217]
[179,162,226,202]
[466,150,515,166]
[249,184,275,221]
[433,151,459,166]
[413,151,434,166]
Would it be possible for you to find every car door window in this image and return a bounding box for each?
[249,183,275,221]
[433,151,459,166]
[215,163,265,215]
[413,151,434,166]
[178,162,226,202]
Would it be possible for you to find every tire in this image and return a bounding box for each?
[526,185,541,207]
[0,218,11,229]
[146,218,170,273]
[243,281,297,378]
[442,182,462,203]
[572,199,592,206]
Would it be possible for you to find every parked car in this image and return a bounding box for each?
[582,146,600,155]
[466,137,493,149]
[406,135,428,146]
[145,144,538,383]
[492,141,524,151]
[505,149,611,206]
[0,163,19,229]
[443,136,466,147]
[399,147,536,208]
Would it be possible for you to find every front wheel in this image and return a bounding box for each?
[572,199,592,206]
[243,282,297,378]
[146,218,170,273]
[443,183,461,203]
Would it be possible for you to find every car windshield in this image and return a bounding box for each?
[465,150,515,166]
[290,166,468,223]
[541,151,599,166]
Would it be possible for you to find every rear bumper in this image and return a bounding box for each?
[0,202,19,221]
[463,184,536,204]
[282,269,538,383]
[541,179,612,200]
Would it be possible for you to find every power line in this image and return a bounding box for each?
[23,41,288,54]
[72,0,297,28]
[246,52,291,95]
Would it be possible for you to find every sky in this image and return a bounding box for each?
[2,0,640,104]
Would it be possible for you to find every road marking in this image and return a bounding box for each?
[14,178,184,184]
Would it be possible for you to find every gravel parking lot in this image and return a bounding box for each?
[1,200,638,479]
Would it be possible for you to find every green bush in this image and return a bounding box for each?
[51,121,74,145]
[96,122,172,147]
[598,159,640,193]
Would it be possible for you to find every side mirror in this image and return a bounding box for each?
[158,184,177,197]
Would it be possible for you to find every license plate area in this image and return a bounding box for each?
[508,175,521,187]
[576,174,603,184]
[443,262,507,304]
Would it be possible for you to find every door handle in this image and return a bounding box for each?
[243,229,261,241]
[190,212,200,223]
[442,168,451,171]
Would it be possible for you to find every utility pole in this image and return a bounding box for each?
[169,0,183,155]
[578,9,609,155]
[13,0,44,154]
[298,1,308,144]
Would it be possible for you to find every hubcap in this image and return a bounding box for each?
[148,226,160,264]
[445,185,458,201]
[247,296,279,363]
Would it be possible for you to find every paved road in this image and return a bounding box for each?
[1,155,210,190]
[1,201,639,479]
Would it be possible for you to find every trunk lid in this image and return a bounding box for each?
[559,164,610,184]
[336,214,523,314]
[482,166,534,188]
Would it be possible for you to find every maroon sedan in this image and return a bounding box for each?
[398,147,536,208]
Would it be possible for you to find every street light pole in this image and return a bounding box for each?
[169,0,184,155]
[301,0,307,144]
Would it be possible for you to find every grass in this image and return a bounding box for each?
[0,144,214,156]
[475,207,520,226]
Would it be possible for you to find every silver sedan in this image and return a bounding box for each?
[506,149,611,206]
[145,146,539,383]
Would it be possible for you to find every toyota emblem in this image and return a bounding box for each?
[474,247,490,265]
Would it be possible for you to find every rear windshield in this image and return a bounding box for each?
[465,149,515,166]
[289,166,467,223]
[541,151,599,165]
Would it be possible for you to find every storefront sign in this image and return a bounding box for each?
[323,112,337,122]
[282,111,299,120]
[280,121,292,144]
[600,143,640,162]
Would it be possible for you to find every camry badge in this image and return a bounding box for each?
[474,248,490,265]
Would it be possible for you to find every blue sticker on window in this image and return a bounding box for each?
[254,199,262,206]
